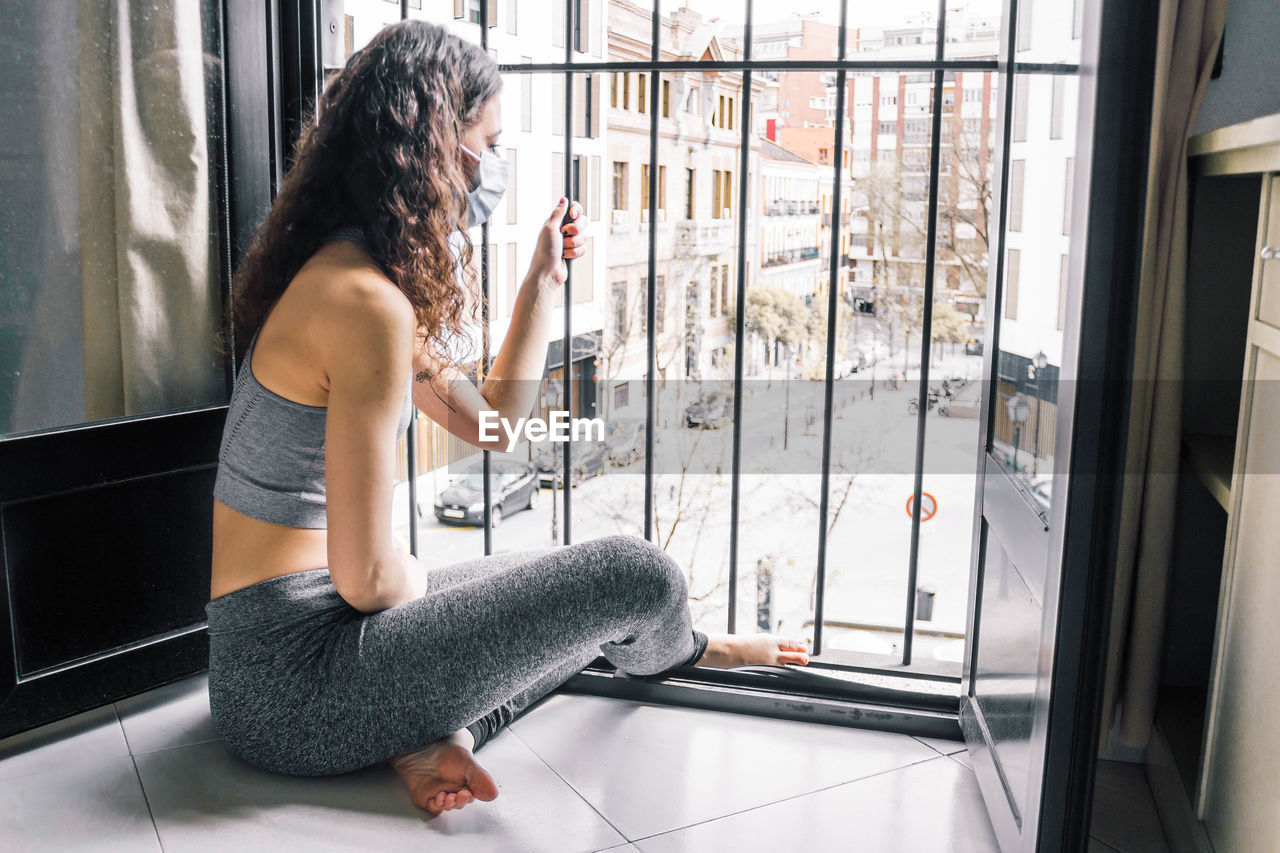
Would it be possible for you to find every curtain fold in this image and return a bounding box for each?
[77,0,221,421]
[1100,0,1230,751]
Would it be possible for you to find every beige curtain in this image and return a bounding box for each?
[76,0,221,420]
[1100,0,1230,750]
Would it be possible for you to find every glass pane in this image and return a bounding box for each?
[1,0,227,438]
[846,0,946,61]
[1011,0,1084,65]
[912,70,998,649]
[728,72,836,643]
[748,1,842,62]
[942,0,1002,63]
[992,73,1076,519]
[807,70,934,660]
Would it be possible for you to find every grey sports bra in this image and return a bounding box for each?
[212,226,414,529]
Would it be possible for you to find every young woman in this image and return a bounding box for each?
[207,19,810,818]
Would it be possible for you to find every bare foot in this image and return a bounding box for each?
[695,632,811,669]
[390,729,500,816]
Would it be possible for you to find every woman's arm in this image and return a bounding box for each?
[323,280,429,614]
[411,198,585,447]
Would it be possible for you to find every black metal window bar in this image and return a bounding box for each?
[379,0,1080,731]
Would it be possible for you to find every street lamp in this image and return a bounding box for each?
[541,379,562,545]
[1030,350,1047,476]
[1006,393,1031,473]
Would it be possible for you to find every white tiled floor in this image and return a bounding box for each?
[0,673,1160,852]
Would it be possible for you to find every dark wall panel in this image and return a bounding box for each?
[0,406,225,737]
[4,467,214,676]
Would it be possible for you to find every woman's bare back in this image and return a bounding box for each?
[211,238,395,600]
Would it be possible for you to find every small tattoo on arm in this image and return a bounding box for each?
[415,368,457,413]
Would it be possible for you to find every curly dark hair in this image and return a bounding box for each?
[219,19,502,372]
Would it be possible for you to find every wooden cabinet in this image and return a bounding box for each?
[1151,116,1280,853]
[1198,171,1280,853]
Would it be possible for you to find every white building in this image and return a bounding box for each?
[601,0,766,414]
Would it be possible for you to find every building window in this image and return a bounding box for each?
[505,148,518,224]
[612,161,627,210]
[720,263,729,314]
[506,242,519,317]
[572,0,588,53]
[589,154,601,221]
[638,73,647,113]
[571,73,598,138]
[614,381,630,410]
[1012,76,1029,142]
[879,121,896,135]
[657,276,666,332]
[611,281,628,339]
[662,79,671,118]
[1050,76,1066,139]
[1008,160,1025,232]
[728,96,735,130]
[641,165,666,212]
[709,265,719,316]
[640,275,667,334]
[622,72,631,110]
[573,237,594,302]
[711,170,732,219]
[1063,157,1074,234]
[1005,248,1020,320]
[521,60,532,131]
[685,167,695,219]
[611,72,618,108]
[1057,254,1068,331]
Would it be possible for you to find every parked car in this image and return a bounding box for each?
[604,419,646,466]
[906,393,941,415]
[936,382,981,418]
[533,441,610,487]
[431,459,539,528]
[684,388,734,428]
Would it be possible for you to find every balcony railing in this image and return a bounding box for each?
[762,246,822,268]
[384,0,1065,716]
[674,220,734,255]
[764,200,822,216]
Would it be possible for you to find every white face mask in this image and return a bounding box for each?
[460,143,511,228]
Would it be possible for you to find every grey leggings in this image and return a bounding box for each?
[205,533,709,776]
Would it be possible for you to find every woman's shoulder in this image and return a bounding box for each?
[296,247,415,378]
[300,242,414,334]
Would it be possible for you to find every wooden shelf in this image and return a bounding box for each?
[1181,433,1234,511]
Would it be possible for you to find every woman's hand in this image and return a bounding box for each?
[530,197,586,288]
